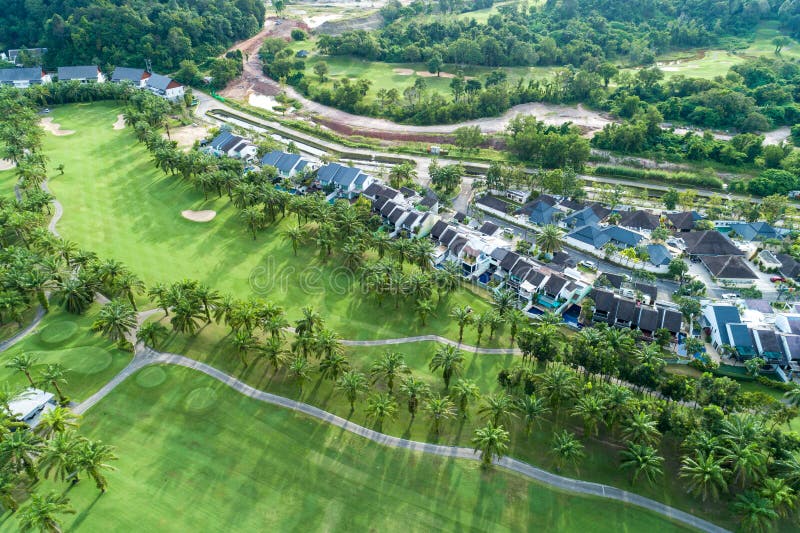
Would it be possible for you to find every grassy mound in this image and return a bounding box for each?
[135,366,167,388]
[39,321,79,345]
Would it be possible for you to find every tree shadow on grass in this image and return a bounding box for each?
[67,490,103,531]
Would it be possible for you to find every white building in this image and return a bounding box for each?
[9,388,56,428]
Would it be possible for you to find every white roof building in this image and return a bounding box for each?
[9,388,56,427]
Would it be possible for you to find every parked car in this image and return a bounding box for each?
[579,260,597,270]
[721,293,739,300]
[770,276,786,283]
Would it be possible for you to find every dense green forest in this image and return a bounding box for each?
[321,0,783,67]
[0,0,265,70]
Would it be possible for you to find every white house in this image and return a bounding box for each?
[0,67,51,88]
[146,73,185,102]
[57,65,105,83]
[9,388,56,428]
[316,163,374,198]
[204,130,258,161]
[111,66,150,88]
[260,150,312,178]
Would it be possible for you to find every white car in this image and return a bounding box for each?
[579,260,597,270]
[721,293,739,300]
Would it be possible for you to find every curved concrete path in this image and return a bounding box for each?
[0,306,46,352]
[342,335,521,354]
[73,346,727,533]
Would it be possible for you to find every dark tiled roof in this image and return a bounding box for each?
[590,289,616,313]
[619,210,660,230]
[0,67,44,82]
[615,299,637,323]
[600,272,624,289]
[526,270,546,286]
[700,255,757,279]
[659,308,682,333]
[681,231,743,256]
[387,207,407,224]
[378,187,401,200]
[476,196,510,213]
[709,305,741,345]
[419,192,438,208]
[399,186,417,197]
[402,211,419,227]
[448,236,468,254]
[499,251,521,271]
[543,275,567,295]
[638,308,660,331]
[782,335,800,361]
[634,282,658,303]
[373,196,389,211]
[381,201,400,217]
[430,220,449,240]
[454,211,467,222]
[439,227,458,246]
[478,221,499,236]
[362,183,384,198]
[490,247,509,262]
[647,244,672,266]
[744,299,773,314]
[148,73,180,91]
[57,65,99,80]
[111,66,147,82]
[666,211,700,231]
[510,260,533,279]
[777,253,800,279]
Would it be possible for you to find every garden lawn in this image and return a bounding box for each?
[40,102,494,344]
[0,304,131,401]
[148,316,740,529]
[0,364,694,532]
[0,168,16,199]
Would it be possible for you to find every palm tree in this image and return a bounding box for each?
[449,305,473,342]
[491,289,516,318]
[399,376,430,420]
[429,345,464,389]
[473,312,490,346]
[38,430,81,482]
[6,353,38,387]
[451,378,481,418]
[0,429,41,480]
[620,443,664,486]
[232,330,257,367]
[76,439,117,492]
[136,321,168,349]
[571,394,606,437]
[193,284,222,323]
[760,477,797,519]
[732,491,779,533]
[295,306,322,337]
[37,406,79,438]
[0,470,20,512]
[551,430,585,472]
[478,392,517,426]
[319,353,350,382]
[723,441,767,489]
[56,276,94,314]
[92,299,136,343]
[282,225,305,256]
[371,231,393,259]
[336,371,369,411]
[256,336,287,375]
[288,356,311,393]
[622,411,661,446]
[148,283,170,316]
[536,363,579,418]
[784,385,800,408]
[365,393,397,430]
[680,451,728,502]
[472,422,510,467]
[425,394,456,435]
[113,271,145,311]
[536,224,563,256]
[415,298,434,326]
[518,394,550,434]
[505,308,528,346]
[370,351,410,394]
[313,328,343,360]
[169,298,204,336]
[16,492,75,533]
[39,364,69,404]
[241,206,265,239]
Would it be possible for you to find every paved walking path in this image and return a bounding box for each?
[341,335,521,354]
[73,344,727,533]
[41,181,63,237]
[0,306,46,352]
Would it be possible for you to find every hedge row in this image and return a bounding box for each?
[594,165,724,190]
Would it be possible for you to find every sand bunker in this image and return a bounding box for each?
[181,210,216,222]
[393,68,473,80]
[393,68,414,75]
[0,159,15,171]
[113,114,125,130]
[40,117,75,136]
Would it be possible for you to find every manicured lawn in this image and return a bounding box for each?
[0,168,16,199]
[0,304,131,402]
[0,364,693,532]
[148,315,741,529]
[41,102,494,344]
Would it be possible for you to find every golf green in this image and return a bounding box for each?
[7,365,692,532]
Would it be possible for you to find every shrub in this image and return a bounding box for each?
[594,165,724,189]
[291,29,307,41]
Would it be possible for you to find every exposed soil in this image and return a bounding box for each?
[166,125,210,150]
[392,68,414,75]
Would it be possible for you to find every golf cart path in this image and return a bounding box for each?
[74,347,727,533]
[341,335,521,354]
